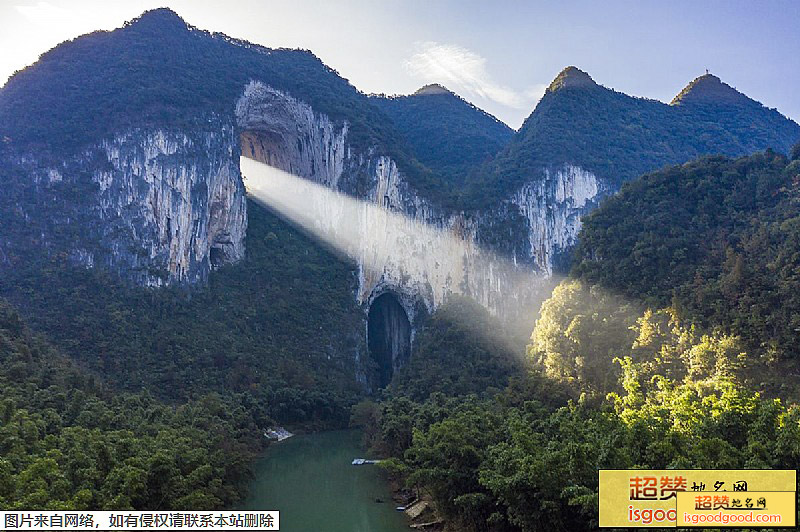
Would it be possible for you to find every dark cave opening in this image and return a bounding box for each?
[209,246,225,268]
[367,293,411,388]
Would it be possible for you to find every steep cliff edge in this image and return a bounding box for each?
[238,81,553,339]
[1,124,245,285]
[0,8,418,286]
[459,66,800,274]
[2,11,799,323]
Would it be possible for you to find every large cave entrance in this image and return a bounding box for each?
[367,293,411,388]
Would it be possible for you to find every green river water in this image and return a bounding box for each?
[240,429,411,532]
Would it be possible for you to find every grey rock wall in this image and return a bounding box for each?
[5,80,603,315]
[236,82,604,326]
[6,122,247,285]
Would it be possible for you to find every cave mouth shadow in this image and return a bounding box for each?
[367,292,411,388]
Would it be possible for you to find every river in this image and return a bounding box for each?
[240,429,411,531]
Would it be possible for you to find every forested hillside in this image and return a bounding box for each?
[0,8,443,197]
[0,301,259,510]
[466,68,800,207]
[573,147,800,370]
[372,85,513,195]
[366,296,800,531]
[387,296,524,402]
[364,146,800,531]
[0,197,377,509]
[0,200,367,429]
[3,5,800,523]
[0,9,382,153]
[4,10,798,215]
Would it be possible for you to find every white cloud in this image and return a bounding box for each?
[15,1,71,21]
[404,41,540,110]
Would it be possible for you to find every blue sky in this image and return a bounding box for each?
[1,0,798,128]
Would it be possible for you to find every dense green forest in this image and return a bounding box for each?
[573,148,800,378]
[388,296,524,402]
[372,86,513,200]
[0,199,379,510]
[0,199,368,431]
[5,147,800,520]
[362,293,800,531]
[466,69,800,208]
[0,300,258,510]
[362,146,800,531]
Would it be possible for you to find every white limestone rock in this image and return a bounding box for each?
[236,84,604,325]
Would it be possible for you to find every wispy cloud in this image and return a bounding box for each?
[405,41,540,110]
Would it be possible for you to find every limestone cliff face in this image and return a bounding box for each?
[510,164,602,273]
[237,82,348,189]
[6,77,600,312]
[237,82,603,325]
[348,158,603,324]
[8,123,247,286]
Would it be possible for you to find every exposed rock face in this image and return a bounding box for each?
[95,127,247,284]
[237,82,598,328]
[7,123,247,286]
[510,165,602,272]
[2,76,602,387]
[237,82,348,189]
[5,77,600,316]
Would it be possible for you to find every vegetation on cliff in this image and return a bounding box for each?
[3,6,800,520]
[6,12,798,214]
[388,296,523,402]
[466,69,800,208]
[0,8,439,200]
[367,296,800,531]
[573,148,800,371]
[364,146,800,531]
[0,200,365,429]
[0,199,373,510]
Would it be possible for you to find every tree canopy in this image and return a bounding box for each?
[0,301,258,510]
[573,149,800,373]
[465,77,800,208]
[365,145,800,531]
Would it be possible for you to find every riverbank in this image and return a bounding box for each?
[384,476,444,531]
[240,429,410,531]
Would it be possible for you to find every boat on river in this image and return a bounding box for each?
[351,458,381,465]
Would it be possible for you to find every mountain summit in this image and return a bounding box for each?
[413,84,454,96]
[468,68,800,208]
[671,73,752,106]
[546,66,598,93]
[371,87,512,188]
[125,7,190,33]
